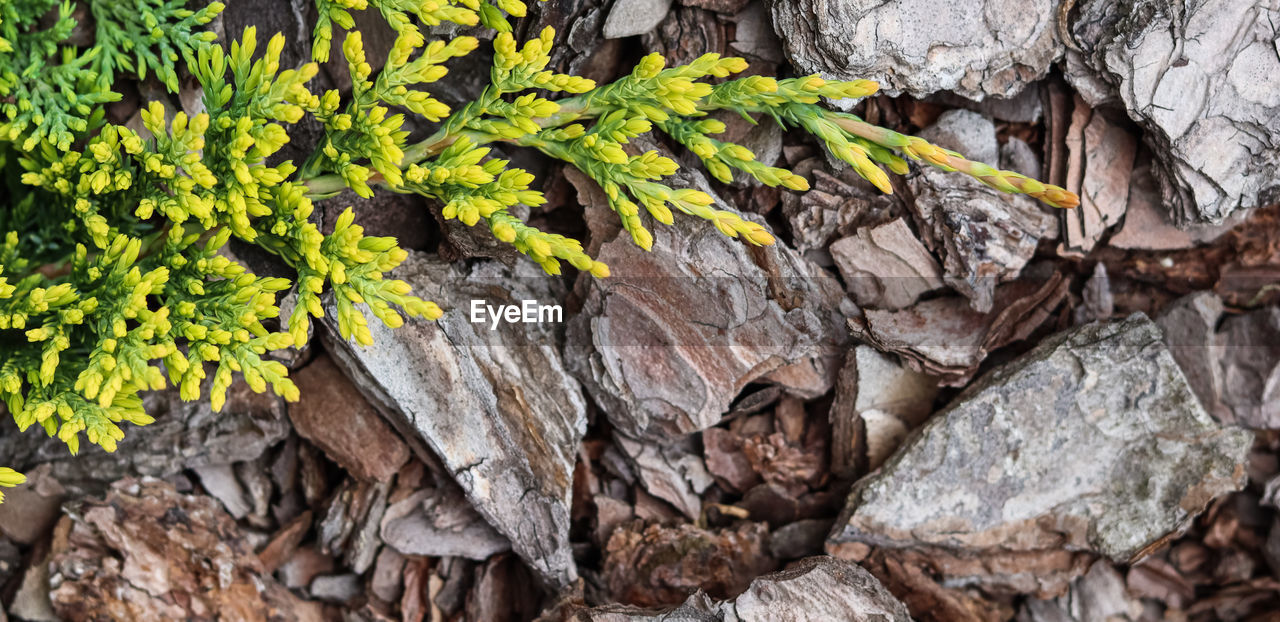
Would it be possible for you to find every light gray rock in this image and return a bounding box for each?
[908,111,1058,312]
[567,157,848,441]
[310,574,363,603]
[603,0,675,38]
[832,315,1252,568]
[1065,0,1280,223]
[322,254,586,586]
[770,0,1063,100]
[562,555,912,621]
[1217,306,1280,429]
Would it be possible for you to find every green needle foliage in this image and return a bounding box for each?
[0,0,1078,497]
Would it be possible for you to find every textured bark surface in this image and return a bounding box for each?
[769,0,1063,99]
[322,254,587,586]
[1065,0,1280,223]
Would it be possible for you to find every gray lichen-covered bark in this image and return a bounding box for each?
[831,314,1252,564]
[322,253,587,586]
[768,0,1063,100]
[1065,0,1280,223]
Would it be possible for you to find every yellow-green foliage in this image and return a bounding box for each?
[0,0,1077,497]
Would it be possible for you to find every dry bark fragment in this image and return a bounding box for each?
[603,521,776,607]
[48,478,323,622]
[288,353,410,483]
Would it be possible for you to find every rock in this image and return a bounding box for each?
[48,478,322,622]
[11,548,57,622]
[830,218,945,310]
[1156,292,1228,422]
[603,521,776,607]
[1060,100,1136,255]
[770,0,1063,100]
[322,253,586,586]
[831,315,1254,592]
[289,353,410,483]
[1065,0,1280,223]
[1072,262,1114,325]
[567,153,848,441]
[554,556,912,620]
[916,109,999,165]
[191,463,252,519]
[1218,307,1280,428]
[379,487,512,559]
[602,0,674,38]
[729,1,784,63]
[310,574,363,603]
[0,379,289,495]
[370,547,406,603]
[908,111,1058,312]
[0,464,65,545]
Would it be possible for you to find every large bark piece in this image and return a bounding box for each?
[322,254,587,586]
[770,0,1063,100]
[567,163,848,441]
[1065,0,1280,223]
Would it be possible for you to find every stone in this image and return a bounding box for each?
[48,478,322,622]
[370,547,406,603]
[908,111,1058,312]
[829,218,945,310]
[0,464,65,545]
[191,463,252,519]
[1065,0,1280,223]
[1156,292,1228,422]
[567,149,848,441]
[322,253,586,586]
[1217,307,1280,429]
[557,556,912,620]
[602,0,674,38]
[310,574,363,603]
[379,487,511,559]
[289,353,410,483]
[278,547,336,590]
[257,511,314,574]
[831,315,1254,592]
[770,0,1063,100]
